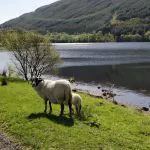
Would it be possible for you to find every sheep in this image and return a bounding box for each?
[31,77,73,117]
[72,93,82,115]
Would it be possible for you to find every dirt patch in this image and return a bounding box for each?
[0,134,21,150]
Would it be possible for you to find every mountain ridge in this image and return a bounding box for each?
[1,0,150,34]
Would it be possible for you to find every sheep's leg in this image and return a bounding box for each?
[68,102,72,117]
[76,106,79,114]
[71,108,74,115]
[49,101,52,114]
[76,105,81,115]
[44,100,48,113]
[60,104,64,116]
[79,105,81,114]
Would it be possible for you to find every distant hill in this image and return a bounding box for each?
[1,0,150,34]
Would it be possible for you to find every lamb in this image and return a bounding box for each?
[31,78,73,117]
[72,93,82,114]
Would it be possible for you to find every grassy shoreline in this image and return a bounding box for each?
[0,77,150,149]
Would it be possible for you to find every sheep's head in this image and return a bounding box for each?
[31,77,43,87]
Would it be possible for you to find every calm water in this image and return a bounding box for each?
[54,43,150,109]
[55,43,150,67]
[1,43,150,109]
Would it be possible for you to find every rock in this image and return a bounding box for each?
[87,121,100,128]
[102,89,105,92]
[95,95,103,98]
[141,107,149,111]
[113,100,118,105]
[102,93,107,97]
[72,89,77,92]
[121,104,126,108]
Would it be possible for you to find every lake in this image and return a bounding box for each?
[1,42,150,109]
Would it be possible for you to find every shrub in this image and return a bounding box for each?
[2,69,7,77]
[1,77,8,86]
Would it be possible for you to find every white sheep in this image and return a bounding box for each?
[31,78,73,117]
[72,93,82,114]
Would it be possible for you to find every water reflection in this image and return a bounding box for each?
[58,63,150,96]
[55,43,150,67]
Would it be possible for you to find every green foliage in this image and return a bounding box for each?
[1,31,60,80]
[1,69,7,77]
[1,0,150,35]
[121,33,143,42]
[2,31,48,51]
[0,70,8,86]
[0,76,26,83]
[144,31,150,41]
[0,31,2,43]
[1,77,8,86]
[0,80,150,149]
[7,65,18,78]
[116,0,150,21]
[47,32,115,43]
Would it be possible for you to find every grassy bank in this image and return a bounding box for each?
[0,78,150,149]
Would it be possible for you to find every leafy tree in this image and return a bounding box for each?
[120,33,142,42]
[144,31,150,41]
[2,31,60,80]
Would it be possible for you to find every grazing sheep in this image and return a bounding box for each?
[31,78,73,117]
[72,93,82,114]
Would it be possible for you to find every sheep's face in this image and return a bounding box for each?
[31,78,43,87]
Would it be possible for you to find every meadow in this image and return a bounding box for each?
[0,77,150,149]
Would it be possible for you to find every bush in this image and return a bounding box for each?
[2,31,60,80]
[144,31,150,41]
[121,33,142,42]
[2,69,7,77]
[1,77,8,86]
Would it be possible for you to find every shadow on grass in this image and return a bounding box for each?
[27,113,74,127]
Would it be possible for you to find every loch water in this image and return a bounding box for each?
[54,43,150,109]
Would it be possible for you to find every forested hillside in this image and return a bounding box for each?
[1,0,150,37]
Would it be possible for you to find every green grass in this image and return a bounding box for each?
[0,78,150,149]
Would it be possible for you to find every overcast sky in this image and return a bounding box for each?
[0,0,59,24]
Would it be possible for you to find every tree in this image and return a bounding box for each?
[120,33,142,42]
[144,31,150,41]
[2,31,60,80]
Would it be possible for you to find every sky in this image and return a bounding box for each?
[0,0,59,24]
